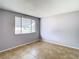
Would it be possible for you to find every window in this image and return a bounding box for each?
[15,16,36,34]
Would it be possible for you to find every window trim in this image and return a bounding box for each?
[15,16,36,35]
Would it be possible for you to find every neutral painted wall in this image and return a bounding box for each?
[41,11,79,48]
[0,10,40,51]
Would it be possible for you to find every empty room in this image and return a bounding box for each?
[0,0,79,59]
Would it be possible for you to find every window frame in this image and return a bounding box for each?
[15,16,36,35]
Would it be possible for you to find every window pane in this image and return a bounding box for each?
[22,18,32,33]
[15,16,21,34]
[32,20,36,32]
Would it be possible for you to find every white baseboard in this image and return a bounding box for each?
[0,39,40,53]
[0,39,78,53]
[42,39,79,50]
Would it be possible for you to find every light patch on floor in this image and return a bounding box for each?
[0,41,79,59]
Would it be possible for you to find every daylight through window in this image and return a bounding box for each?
[15,16,36,34]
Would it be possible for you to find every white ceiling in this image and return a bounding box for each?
[0,0,79,17]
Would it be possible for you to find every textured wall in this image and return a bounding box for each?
[41,11,79,48]
[0,10,40,51]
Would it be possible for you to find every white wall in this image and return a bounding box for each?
[41,11,79,48]
[0,10,40,51]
